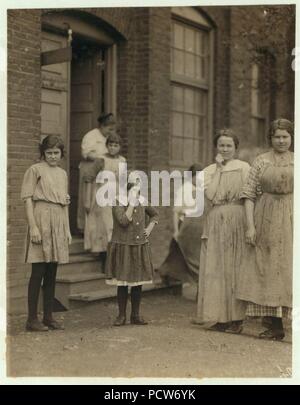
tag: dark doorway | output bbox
[69,38,106,233]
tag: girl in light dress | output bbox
[21,135,71,332]
[83,133,126,266]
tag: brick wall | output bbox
[7,9,42,314]
[201,7,231,135]
[148,8,173,268]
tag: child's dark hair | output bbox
[213,128,239,149]
[39,135,65,159]
[106,133,122,147]
[97,113,115,126]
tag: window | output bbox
[170,9,213,168]
[251,63,266,145]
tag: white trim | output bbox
[106,279,153,287]
[172,7,212,29]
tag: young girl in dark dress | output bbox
[105,179,159,326]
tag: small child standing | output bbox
[82,133,126,265]
[21,135,72,332]
[105,180,159,326]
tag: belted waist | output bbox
[213,200,243,206]
[33,199,67,207]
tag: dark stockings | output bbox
[27,262,57,322]
[131,285,142,318]
[99,251,107,269]
[271,316,284,332]
[116,286,128,318]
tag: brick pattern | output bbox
[7,9,42,313]
[148,8,173,267]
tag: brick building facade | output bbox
[7,6,295,314]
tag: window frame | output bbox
[250,61,267,146]
[170,9,214,169]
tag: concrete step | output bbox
[69,236,85,255]
[58,253,102,276]
[68,281,183,309]
[55,272,107,309]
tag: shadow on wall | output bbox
[238,145,269,165]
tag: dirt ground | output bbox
[6,289,292,379]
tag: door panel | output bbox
[69,46,104,233]
[41,31,69,173]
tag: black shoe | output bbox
[259,328,285,341]
[225,321,243,334]
[26,319,49,332]
[113,316,126,326]
[43,319,65,330]
[207,322,229,332]
[130,316,148,325]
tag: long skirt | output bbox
[196,204,247,323]
[25,201,69,264]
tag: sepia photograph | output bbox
[3,0,297,382]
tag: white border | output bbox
[1,0,299,385]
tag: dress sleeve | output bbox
[145,206,159,224]
[20,165,39,201]
[240,158,263,202]
[203,164,216,190]
[112,205,132,227]
[81,131,97,160]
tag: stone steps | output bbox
[54,237,182,311]
[58,253,102,276]
[68,281,183,309]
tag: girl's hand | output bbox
[215,153,225,168]
[144,223,155,239]
[84,204,91,214]
[30,226,42,244]
[128,186,140,206]
[67,231,72,245]
[245,226,256,246]
[66,194,71,205]
[144,227,151,239]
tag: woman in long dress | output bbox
[237,119,293,340]
[195,129,250,333]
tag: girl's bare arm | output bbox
[24,198,41,244]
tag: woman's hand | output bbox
[67,231,72,245]
[215,153,225,168]
[66,194,71,205]
[30,226,42,244]
[84,204,91,214]
[245,226,256,246]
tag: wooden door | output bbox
[69,44,105,233]
[41,31,69,173]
